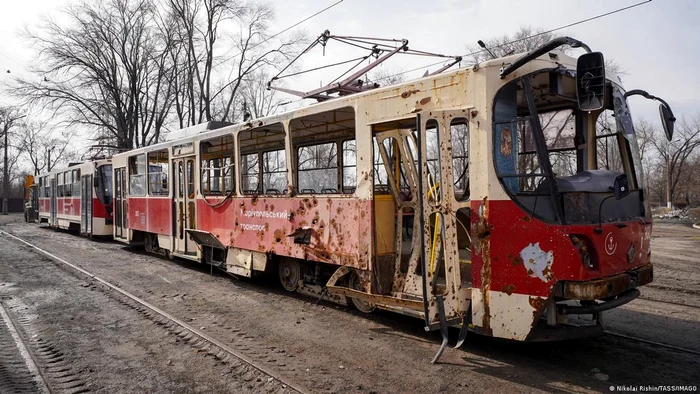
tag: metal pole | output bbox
[2,126,8,215]
[666,155,672,209]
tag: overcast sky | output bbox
[1,0,697,131]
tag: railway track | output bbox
[638,296,700,310]
[604,330,700,356]
[0,301,50,394]
[0,229,312,394]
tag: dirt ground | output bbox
[1,213,699,393]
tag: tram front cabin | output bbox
[111,38,674,342]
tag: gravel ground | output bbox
[1,213,698,393]
[0,220,292,393]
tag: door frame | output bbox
[416,110,472,330]
[173,156,197,256]
[373,128,422,296]
[114,167,127,239]
[80,174,93,234]
[49,177,57,226]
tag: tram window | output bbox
[342,140,356,193]
[290,107,355,195]
[241,154,260,194]
[450,118,470,200]
[425,119,441,196]
[129,154,147,196]
[238,122,286,195]
[200,135,234,195]
[263,150,286,194]
[298,142,338,194]
[148,150,169,196]
[96,165,113,206]
[187,160,194,198]
[64,172,72,197]
[373,137,391,188]
[596,110,625,173]
[540,109,577,177]
[178,161,184,198]
[72,169,81,197]
[512,119,546,192]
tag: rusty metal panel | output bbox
[559,263,653,300]
[195,196,372,270]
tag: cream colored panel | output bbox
[471,288,538,341]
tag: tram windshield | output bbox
[96,164,113,206]
[493,69,645,224]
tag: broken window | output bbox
[425,119,441,202]
[290,107,356,195]
[298,142,338,193]
[342,140,356,193]
[241,153,260,194]
[200,135,234,195]
[596,110,625,173]
[238,123,286,195]
[450,118,470,200]
[263,150,287,194]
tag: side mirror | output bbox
[659,103,676,141]
[613,174,630,200]
[576,52,606,111]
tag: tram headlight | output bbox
[627,243,636,264]
[569,234,598,271]
[582,251,593,269]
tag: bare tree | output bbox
[165,0,301,125]
[17,120,76,175]
[217,3,302,122]
[467,25,626,78]
[240,70,283,119]
[467,26,564,64]
[13,0,175,150]
[0,106,26,214]
[368,68,405,87]
[634,119,657,191]
[650,115,700,208]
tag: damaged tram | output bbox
[110,37,675,350]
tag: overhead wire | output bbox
[372,0,652,84]
[224,0,344,80]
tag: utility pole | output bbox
[2,122,8,215]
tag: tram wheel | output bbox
[144,234,153,254]
[278,259,301,292]
[348,271,376,314]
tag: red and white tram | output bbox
[109,38,674,349]
[37,159,113,236]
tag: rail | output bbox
[0,229,312,394]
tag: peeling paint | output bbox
[520,242,554,282]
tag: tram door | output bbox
[374,129,422,296]
[49,177,57,226]
[80,174,93,234]
[173,157,197,256]
[417,112,470,331]
[114,167,127,239]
